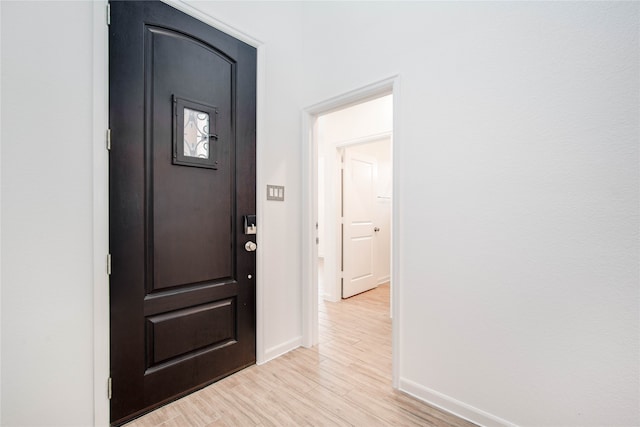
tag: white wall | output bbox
[318,94,393,143]
[0,1,637,426]
[1,2,95,425]
[0,3,3,421]
[300,2,639,426]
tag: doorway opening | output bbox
[316,95,392,302]
[301,76,400,387]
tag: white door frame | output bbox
[301,75,401,388]
[92,2,267,425]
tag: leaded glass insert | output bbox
[183,107,210,159]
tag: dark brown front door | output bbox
[109,1,256,424]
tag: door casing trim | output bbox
[92,3,109,426]
[300,75,402,388]
[93,1,266,424]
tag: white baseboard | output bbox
[399,378,517,427]
[260,336,302,365]
[322,292,340,303]
[377,275,390,285]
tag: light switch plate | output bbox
[267,185,285,201]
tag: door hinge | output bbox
[107,253,112,275]
[108,377,112,400]
[106,3,111,26]
[316,237,319,245]
[106,129,111,151]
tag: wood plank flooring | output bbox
[125,284,475,427]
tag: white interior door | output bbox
[342,148,378,298]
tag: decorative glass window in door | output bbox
[173,96,219,169]
[183,107,210,159]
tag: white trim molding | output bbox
[92,2,110,426]
[300,110,319,348]
[334,131,392,149]
[399,378,518,427]
[377,276,391,286]
[0,1,4,423]
[390,77,401,389]
[262,336,303,365]
[254,43,267,366]
[161,0,263,48]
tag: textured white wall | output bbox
[299,2,639,425]
[0,2,95,425]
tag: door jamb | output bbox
[93,1,266,425]
[92,3,109,426]
[301,76,401,388]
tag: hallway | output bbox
[125,284,474,426]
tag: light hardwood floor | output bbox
[125,284,475,427]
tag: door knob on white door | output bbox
[245,241,257,252]
[374,227,380,232]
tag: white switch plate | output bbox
[267,185,285,201]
